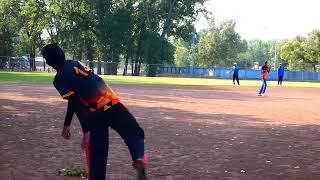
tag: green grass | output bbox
[0,71,319,88]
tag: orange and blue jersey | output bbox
[261,65,269,79]
[54,60,120,109]
[53,60,120,131]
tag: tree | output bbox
[247,40,283,69]
[46,0,94,62]
[19,0,48,71]
[2,0,210,75]
[304,30,320,69]
[195,20,247,67]
[173,40,192,66]
[280,36,307,70]
[0,0,20,57]
[248,40,269,64]
[280,31,320,71]
[195,29,214,66]
[133,0,207,76]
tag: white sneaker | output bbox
[258,94,262,96]
[261,94,265,96]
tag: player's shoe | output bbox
[258,94,264,96]
[133,160,148,180]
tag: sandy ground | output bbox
[0,81,320,180]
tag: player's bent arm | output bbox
[64,94,86,112]
[64,100,75,126]
[66,95,89,133]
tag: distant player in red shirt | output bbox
[258,61,271,96]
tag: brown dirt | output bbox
[0,81,319,180]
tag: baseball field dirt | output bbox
[0,82,319,180]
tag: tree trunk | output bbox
[123,42,132,75]
[102,48,108,75]
[133,60,138,76]
[123,57,129,75]
[131,59,134,75]
[86,40,94,72]
[160,0,177,39]
[137,61,141,76]
[76,39,84,62]
[103,47,112,75]
[97,60,102,75]
[29,43,36,71]
[43,60,46,71]
[132,33,142,76]
[109,48,119,75]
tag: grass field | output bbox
[0,71,319,88]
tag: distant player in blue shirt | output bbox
[277,63,285,86]
[42,43,148,180]
[231,63,240,85]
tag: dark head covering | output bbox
[42,43,66,66]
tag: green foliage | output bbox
[58,164,87,178]
[173,40,192,66]
[0,0,20,56]
[236,52,253,68]
[280,32,320,71]
[18,0,48,70]
[247,39,281,68]
[248,40,270,64]
[1,0,208,75]
[195,20,247,67]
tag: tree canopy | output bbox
[1,0,320,74]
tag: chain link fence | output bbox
[0,56,30,71]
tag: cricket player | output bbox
[277,63,284,86]
[42,43,148,180]
[258,61,271,96]
[231,63,240,85]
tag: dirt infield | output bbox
[0,82,319,180]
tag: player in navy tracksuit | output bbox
[277,63,285,86]
[231,63,240,85]
[42,43,148,180]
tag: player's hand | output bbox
[81,132,90,151]
[62,126,71,140]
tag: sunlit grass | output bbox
[0,71,319,88]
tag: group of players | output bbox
[231,61,285,96]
